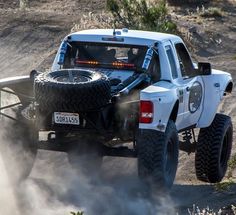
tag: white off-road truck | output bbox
[0,29,233,189]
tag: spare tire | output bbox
[34,69,111,112]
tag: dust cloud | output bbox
[0,84,177,215]
[0,155,20,215]
[0,130,177,215]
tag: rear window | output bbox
[63,42,148,70]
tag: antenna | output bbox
[113,19,117,36]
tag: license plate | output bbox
[54,112,80,125]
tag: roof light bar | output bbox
[112,62,135,68]
[76,60,99,65]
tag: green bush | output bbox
[214,179,234,192]
[106,0,177,33]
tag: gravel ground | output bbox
[0,0,235,214]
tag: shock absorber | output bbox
[182,130,192,143]
[180,129,197,154]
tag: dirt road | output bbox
[0,0,236,214]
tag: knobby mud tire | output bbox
[34,69,111,112]
[195,113,233,183]
[137,121,179,190]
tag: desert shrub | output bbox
[227,153,236,178]
[19,0,29,9]
[228,153,236,170]
[188,204,218,215]
[71,12,113,32]
[214,179,234,192]
[106,0,177,33]
[199,6,224,18]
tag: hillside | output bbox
[0,0,236,214]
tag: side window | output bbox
[165,45,178,79]
[175,43,195,78]
[148,52,161,82]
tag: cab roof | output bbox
[68,29,182,46]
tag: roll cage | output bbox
[56,41,161,81]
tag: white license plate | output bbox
[54,112,80,125]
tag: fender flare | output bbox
[169,100,179,123]
[224,81,233,95]
[197,75,233,128]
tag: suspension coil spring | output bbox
[182,130,192,142]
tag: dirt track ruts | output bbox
[0,0,236,214]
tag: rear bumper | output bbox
[36,105,115,132]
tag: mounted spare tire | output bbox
[34,69,111,112]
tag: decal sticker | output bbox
[188,81,202,113]
[178,89,184,103]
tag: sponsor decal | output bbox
[178,88,184,103]
[188,81,202,113]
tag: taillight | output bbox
[139,100,153,123]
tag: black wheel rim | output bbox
[54,74,91,83]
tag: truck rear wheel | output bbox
[195,113,233,183]
[137,121,179,190]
